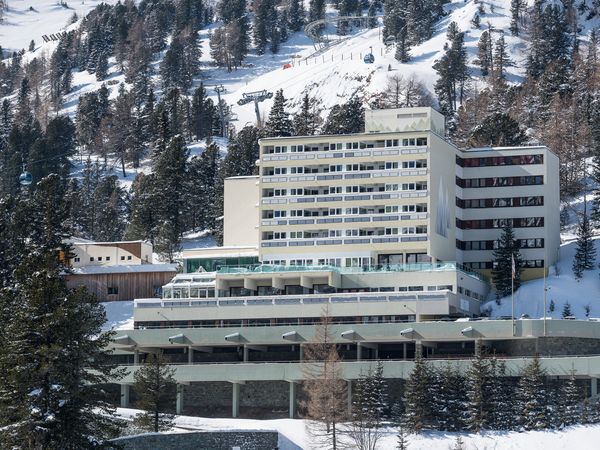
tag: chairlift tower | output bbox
[237,90,273,126]
[213,85,227,138]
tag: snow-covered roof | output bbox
[67,238,148,246]
[225,175,260,180]
[69,264,178,275]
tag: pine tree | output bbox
[309,0,326,22]
[395,27,411,63]
[0,175,122,449]
[348,361,388,450]
[560,371,581,426]
[469,112,526,147]
[288,0,305,32]
[477,30,492,76]
[493,34,513,79]
[510,0,524,36]
[396,423,409,450]
[562,301,573,318]
[323,97,365,135]
[133,352,176,432]
[403,353,432,432]
[433,363,464,431]
[572,201,596,278]
[464,347,490,432]
[265,89,293,137]
[487,357,514,430]
[293,94,322,136]
[492,223,523,298]
[515,355,550,430]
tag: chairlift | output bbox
[363,53,375,64]
[19,165,33,186]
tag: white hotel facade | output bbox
[107,108,600,420]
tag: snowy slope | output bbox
[102,301,134,331]
[115,408,600,450]
[483,236,600,320]
[0,0,121,53]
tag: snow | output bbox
[72,263,177,275]
[113,408,600,450]
[102,301,134,331]
[483,237,600,320]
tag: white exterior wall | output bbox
[70,241,152,268]
[224,176,260,247]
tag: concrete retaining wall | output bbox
[113,431,279,450]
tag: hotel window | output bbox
[274,167,287,175]
[402,227,415,234]
[401,183,416,190]
[106,256,111,261]
[416,137,428,146]
[385,205,399,213]
[385,228,398,235]
[273,189,288,196]
[74,257,80,262]
[329,208,342,215]
[121,256,125,260]
[385,139,399,147]
[274,210,287,218]
[402,204,416,212]
[127,256,132,260]
[385,162,399,169]
[402,161,416,169]
[385,184,398,191]
[98,257,103,261]
[329,230,342,237]
[289,231,303,239]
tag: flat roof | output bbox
[181,246,259,259]
[68,264,178,275]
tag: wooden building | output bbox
[65,264,178,302]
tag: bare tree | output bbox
[302,307,348,450]
[380,74,434,109]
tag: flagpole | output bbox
[511,253,515,337]
[543,246,547,337]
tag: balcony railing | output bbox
[215,261,486,281]
[261,146,428,162]
[261,233,428,248]
[135,290,456,310]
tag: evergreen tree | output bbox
[265,89,293,137]
[477,30,492,76]
[403,353,432,432]
[348,361,388,450]
[560,371,581,426]
[288,0,306,32]
[493,33,513,79]
[510,0,524,36]
[515,355,550,430]
[492,223,523,298]
[572,201,596,278]
[464,348,490,432]
[133,352,176,432]
[293,94,322,136]
[468,112,526,147]
[323,97,365,135]
[309,0,326,22]
[0,175,122,449]
[433,363,464,431]
[396,423,409,450]
[487,358,513,430]
[395,27,411,63]
[562,301,573,318]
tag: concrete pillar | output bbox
[592,377,598,399]
[474,340,481,357]
[415,341,423,358]
[232,383,240,418]
[299,344,304,362]
[120,384,130,408]
[176,384,184,414]
[188,347,194,364]
[288,381,297,418]
[133,350,139,365]
[374,344,379,360]
[356,343,362,361]
[347,380,352,415]
[243,345,249,362]
[403,343,407,360]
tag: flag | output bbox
[511,254,515,280]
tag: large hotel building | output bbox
[109,108,584,419]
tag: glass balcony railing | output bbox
[217,262,487,282]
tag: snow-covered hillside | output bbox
[0,0,120,53]
[483,236,600,320]
[115,408,600,450]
